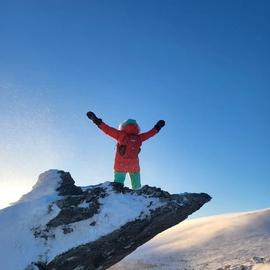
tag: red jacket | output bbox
[98,122,158,173]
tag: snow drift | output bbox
[0,170,210,270]
[110,208,270,270]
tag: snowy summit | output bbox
[0,170,210,270]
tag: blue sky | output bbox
[0,0,269,217]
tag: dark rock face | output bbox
[56,171,83,196]
[34,171,211,270]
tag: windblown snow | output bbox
[110,208,270,270]
[0,170,163,270]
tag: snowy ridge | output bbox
[111,208,270,270]
[0,174,163,269]
[0,170,211,269]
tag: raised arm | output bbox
[98,122,120,140]
[86,111,120,140]
[140,120,165,142]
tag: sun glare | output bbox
[0,183,31,209]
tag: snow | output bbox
[0,172,164,269]
[0,171,61,269]
[45,182,163,262]
[1,169,268,270]
[111,208,270,270]
[16,170,61,203]
[253,264,270,270]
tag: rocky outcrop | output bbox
[29,170,211,270]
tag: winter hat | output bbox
[119,119,140,130]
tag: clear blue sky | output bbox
[0,0,269,217]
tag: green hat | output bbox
[119,119,139,130]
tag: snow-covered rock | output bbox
[0,170,211,270]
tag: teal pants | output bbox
[114,171,141,190]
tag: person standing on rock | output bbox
[86,111,165,190]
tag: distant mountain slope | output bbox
[110,209,270,270]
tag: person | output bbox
[86,111,165,190]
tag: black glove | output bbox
[86,111,102,126]
[154,120,165,132]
